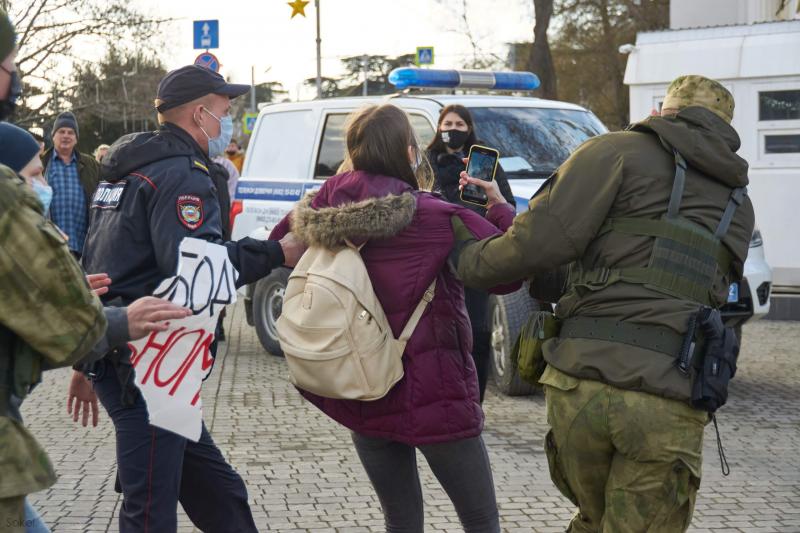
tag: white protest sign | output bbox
[128,237,238,441]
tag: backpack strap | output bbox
[344,239,366,251]
[398,280,437,343]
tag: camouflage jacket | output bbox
[0,163,106,499]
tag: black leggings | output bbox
[465,287,491,402]
[351,433,501,533]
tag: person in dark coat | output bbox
[425,104,515,402]
[79,65,303,533]
[41,111,101,259]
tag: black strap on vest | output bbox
[667,150,687,219]
[716,187,746,239]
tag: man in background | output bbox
[224,138,245,173]
[42,111,100,259]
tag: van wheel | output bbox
[253,267,290,357]
[489,288,540,396]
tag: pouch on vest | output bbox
[513,311,561,385]
[691,308,739,413]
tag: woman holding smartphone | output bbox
[425,105,516,401]
[271,104,517,532]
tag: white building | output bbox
[624,0,800,316]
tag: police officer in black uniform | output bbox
[80,65,303,533]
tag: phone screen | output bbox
[462,147,499,205]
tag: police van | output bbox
[231,68,770,396]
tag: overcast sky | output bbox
[131,0,535,100]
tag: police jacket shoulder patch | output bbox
[177,194,204,230]
[91,181,128,210]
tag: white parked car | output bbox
[231,87,771,396]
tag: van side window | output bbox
[246,110,316,179]
[315,112,435,179]
[409,114,435,146]
[316,114,348,179]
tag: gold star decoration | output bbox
[288,0,309,18]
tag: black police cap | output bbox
[155,65,249,113]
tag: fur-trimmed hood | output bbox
[292,190,417,248]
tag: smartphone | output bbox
[460,145,500,207]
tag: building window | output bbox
[765,134,800,154]
[759,90,800,121]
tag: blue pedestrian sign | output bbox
[194,52,220,73]
[243,113,258,135]
[416,47,434,66]
[193,20,219,50]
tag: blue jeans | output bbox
[23,500,49,533]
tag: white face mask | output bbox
[31,179,53,212]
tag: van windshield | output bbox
[468,107,607,177]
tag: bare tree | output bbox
[7,0,169,125]
[552,0,668,129]
[435,0,507,70]
[528,0,557,99]
[775,0,800,16]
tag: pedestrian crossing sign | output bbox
[243,113,258,135]
[416,47,434,66]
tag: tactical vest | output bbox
[560,147,746,360]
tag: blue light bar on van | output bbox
[388,68,540,91]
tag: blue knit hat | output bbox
[0,122,41,173]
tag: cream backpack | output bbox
[277,241,436,401]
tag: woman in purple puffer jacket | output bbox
[270,104,517,533]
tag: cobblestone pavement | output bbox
[20,304,800,532]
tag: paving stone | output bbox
[19,307,800,531]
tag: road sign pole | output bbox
[250,65,256,113]
[315,0,322,99]
[361,55,368,97]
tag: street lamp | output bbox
[315,0,321,99]
[289,0,322,99]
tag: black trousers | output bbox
[93,360,257,533]
[464,287,491,402]
[352,433,501,533]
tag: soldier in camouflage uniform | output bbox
[0,10,107,533]
[452,75,754,531]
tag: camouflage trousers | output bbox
[540,365,708,533]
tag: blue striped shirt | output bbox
[48,151,88,254]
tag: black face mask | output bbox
[0,66,22,122]
[440,129,469,150]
